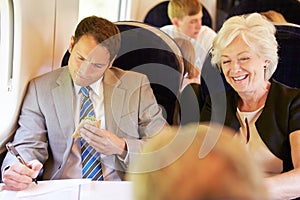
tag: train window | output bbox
[78,0,122,22]
[0,0,14,93]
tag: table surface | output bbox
[0,179,133,200]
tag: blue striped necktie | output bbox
[80,86,103,181]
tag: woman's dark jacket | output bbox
[200,79,300,172]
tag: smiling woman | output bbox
[201,13,300,199]
[218,35,269,95]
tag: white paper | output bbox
[81,181,133,200]
[16,179,91,198]
[0,180,133,200]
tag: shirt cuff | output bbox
[116,140,129,166]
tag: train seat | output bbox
[113,21,184,125]
[272,23,300,88]
[143,0,213,28]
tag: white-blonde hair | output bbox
[211,13,278,80]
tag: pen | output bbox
[6,142,38,184]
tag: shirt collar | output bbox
[74,76,103,96]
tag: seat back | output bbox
[113,21,184,125]
[272,24,300,88]
[144,1,171,28]
[143,0,213,28]
[174,83,203,125]
[175,52,230,126]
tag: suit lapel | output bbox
[51,68,126,139]
[103,69,125,134]
[52,68,75,140]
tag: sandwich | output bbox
[72,116,101,138]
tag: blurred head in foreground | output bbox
[126,123,268,200]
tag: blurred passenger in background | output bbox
[227,0,300,25]
[173,37,200,91]
[172,37,203,126]
[260,10,287,23]
[161,0,216,71]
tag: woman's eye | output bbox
[239,57,250,62]
[222,60,230,65]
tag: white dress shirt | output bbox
[61,77,124,181]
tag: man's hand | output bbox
[80,123,127,158]
[2,159,42,191]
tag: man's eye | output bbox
[92,63,103,68]
[190,20,199,24]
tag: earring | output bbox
[264,66,267,81]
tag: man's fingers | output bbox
[1,182,31,191]
[8,164,33,179]
[2,172,32,191]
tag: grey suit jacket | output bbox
[1,66,166,180]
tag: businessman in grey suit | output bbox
[1,16,166,191]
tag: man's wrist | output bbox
[118,139,128,159]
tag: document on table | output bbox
[0,179,91,200]
[19,179,91,198]
[0,180,133,200]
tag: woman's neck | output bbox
[238,82,271,112]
